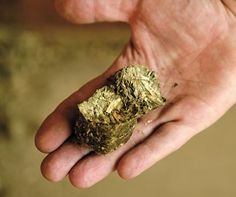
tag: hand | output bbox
[35,0,236,188]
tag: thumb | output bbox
[54,0,138,24]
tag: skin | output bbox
[35,0,236,188]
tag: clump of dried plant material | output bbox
[75,65,166,154]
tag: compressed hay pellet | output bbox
[74,65,166,154]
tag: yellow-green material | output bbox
[75,65,166,154]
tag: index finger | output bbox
[35,74,106,153]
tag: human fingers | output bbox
[35,54,131,152]
[66,92,185,188]
[68,121,155,188]
[117,121,195,179]
[41,141,90,182]
[35,74,106,153]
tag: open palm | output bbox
[35,0,236,188]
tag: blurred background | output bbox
[0,1,235,197]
